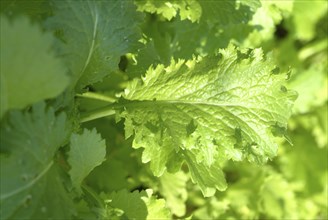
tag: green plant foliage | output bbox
[0,0,327,219]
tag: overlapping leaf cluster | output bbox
[0,0,326,219]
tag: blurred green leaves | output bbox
[0,16,68,119]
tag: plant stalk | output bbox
[76,92,117,103]
[80,106,116,123]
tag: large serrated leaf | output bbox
[119,45,297,196]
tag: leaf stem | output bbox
[80,106,116,123]
[76,92,117,103]
[81,183,105,210]
[0,161,53,200]
[79,98,251,123]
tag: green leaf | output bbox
[192,196,230,219]
[243,1,284,47]
[86,159,129,193]
[0,102,75,219]
[120,45,297,196]
[68,128,106,193]
[0,16,69,119]
[46,0,143,90]
[125,39,165,78]
[171,19,254,59]
[107,189,171,219]
[312,105,328,148]
[142,189,171,219]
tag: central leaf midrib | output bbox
[121,99,242,109]
[0,161,53,200]
[122,99,271,148]
[81,6,99,76]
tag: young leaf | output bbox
[0,16,68,119]
[107,189,171,219]
[68,128,106,193]
[46,0,143,90]
[0,103,74,219]
[119,45,297,196]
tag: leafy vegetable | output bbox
[0,0,327,219]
